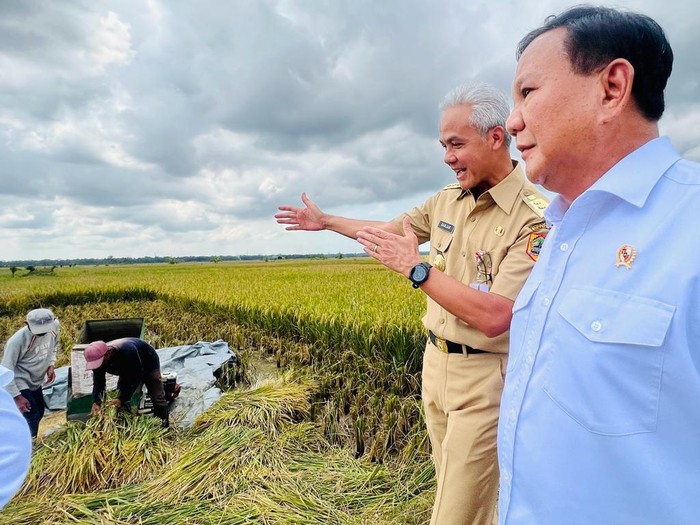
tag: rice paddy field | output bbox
[0,258,436,524]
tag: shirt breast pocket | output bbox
[431,229,454,256]
[545,286,675,435]
[507,278,540,373]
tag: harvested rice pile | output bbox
[2,372,434,524]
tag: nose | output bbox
[444,149,456,165]
[506,107,523,137]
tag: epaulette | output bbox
[521,189,549,218]
[442,182,462,190]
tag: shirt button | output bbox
[440,318,445,324]
[509,409,516,423]
[470,216,477,222]
[542,297,550,306]
[526,354,533,364]
[503,470,512,483]
[461,251,466,257]
[591,320,602,332]
[560,243,569,251]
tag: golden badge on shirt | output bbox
[433,251,446,272]
[615,244,637,270]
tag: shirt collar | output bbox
[591,136,680,206]
[461,161,526,215]
[545,137,681,225]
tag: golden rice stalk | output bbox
[19,405,171,497]
[0,494,64,525]
[194,371,317,436]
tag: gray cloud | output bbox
[0,0,698,259]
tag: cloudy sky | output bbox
[1,0,698,261]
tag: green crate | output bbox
[67,318,145,421]
[77,318,145,344]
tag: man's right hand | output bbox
[14,395,31,414]
[275,193,326,231]
[90,403,102,417]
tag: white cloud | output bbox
[0,0,698,260]
[87,11,135,73]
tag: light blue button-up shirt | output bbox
[498,137,700,524]
[0,365,31,509]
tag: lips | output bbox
[517,144,534,159]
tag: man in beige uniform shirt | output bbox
[276,83,548,525]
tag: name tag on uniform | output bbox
[438,221,454,233]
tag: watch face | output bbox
[413,264,428,281]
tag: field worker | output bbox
[85,337,169,428]
[498,6,700,525]
[0,365,32,509]
[1,308,59,438]
[276,83,549,525]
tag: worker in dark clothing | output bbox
[84,338,169,427]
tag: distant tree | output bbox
[211,256,222,263]
[337,252,343,259]
[10,266,18,277]
[26,265,36,274]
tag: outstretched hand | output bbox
[275,193,326,231]
[357,216,423,277]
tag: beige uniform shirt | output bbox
[394,162,548,354]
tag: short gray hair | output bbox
[439,83,511,148]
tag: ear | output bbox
[487,125,507,150]
[599,58,634,122]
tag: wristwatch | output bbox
[408,262,432,289]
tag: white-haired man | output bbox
[276,83,548,525]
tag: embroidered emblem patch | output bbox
[615,245,637,270]
[526,232,547,261]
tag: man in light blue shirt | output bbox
[499,6,700,524]
[0,365,32,509]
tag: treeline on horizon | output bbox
[0,253,375,268]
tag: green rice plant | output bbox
[1,259,432,479]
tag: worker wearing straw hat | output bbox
[84,337,169,428]
[1,308,60,438]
